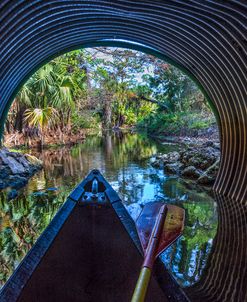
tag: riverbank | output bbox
[3,128,99,149]
[151,141,220,185]
[0,148,42,199]
[148,122,219,145]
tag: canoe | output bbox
[0,170,188,302]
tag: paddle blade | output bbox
[136,203,185,256]
[136,203,163,252]
[155,204,185,257]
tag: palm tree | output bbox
[24,107,58,147]
[5,83,33,133]
[21,61,78,146]
[52,73,76,132]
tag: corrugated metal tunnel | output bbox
[0,1,247,301]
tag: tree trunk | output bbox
[14,105,26,132]
[5,119,10,133]
[102,93,112,129]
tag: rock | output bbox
[25,154,43,167]
[180,146,219,170]
[0,153,26,174]
[163,151,180,164]
[7,189,18,200]
[202,141,214,147]
[0,148,43,193]
[152,151,180,169]
[197,174,214,185]
[17,156,32,169]
[151,159,162,168]
[0,166,10,178]
[156,153,165,160]
[206,159,220,176]
[213,142,221,150]
[151,142,220,185]
[181,166,202,179]
[9,175,28,189]
[197,159,220,185]
[164,163,182,174]
[0,180,6,189]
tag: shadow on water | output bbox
[0,131,218,290]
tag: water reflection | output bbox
[0,132,218,289]
[186,194,247,302]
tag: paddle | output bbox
[131,202,185,302]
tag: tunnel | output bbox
[0,1,247,301]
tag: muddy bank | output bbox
[3,130,89,149]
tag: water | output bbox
[0,131,217,288]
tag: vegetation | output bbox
[138,111,216,136]
[4,47,216,148]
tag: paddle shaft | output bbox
[131,205,167,302]
[131,267,151,302]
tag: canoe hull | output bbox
[0,170,188,302]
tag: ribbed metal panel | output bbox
[1,1,247,201]
[0,3,247,300]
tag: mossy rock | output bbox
[24,154,43,167]
[181,166,202,179]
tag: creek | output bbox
[0,131,218,288]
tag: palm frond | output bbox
[24,107,59,130]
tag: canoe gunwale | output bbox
[0,170,189,302]
[0,170,98,301]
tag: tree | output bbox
[5,47,211,146]
[142,63,196,112]
[24,107,58,146]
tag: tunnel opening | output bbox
[0,44,219,292]
[0,40,221,140]
[1,40,221,147]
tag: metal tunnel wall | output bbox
[1,1,247,202]
[1,1,247,191]
[1,1,246,204]
[0,1,247,302]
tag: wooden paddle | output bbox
[131,202,185,302]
